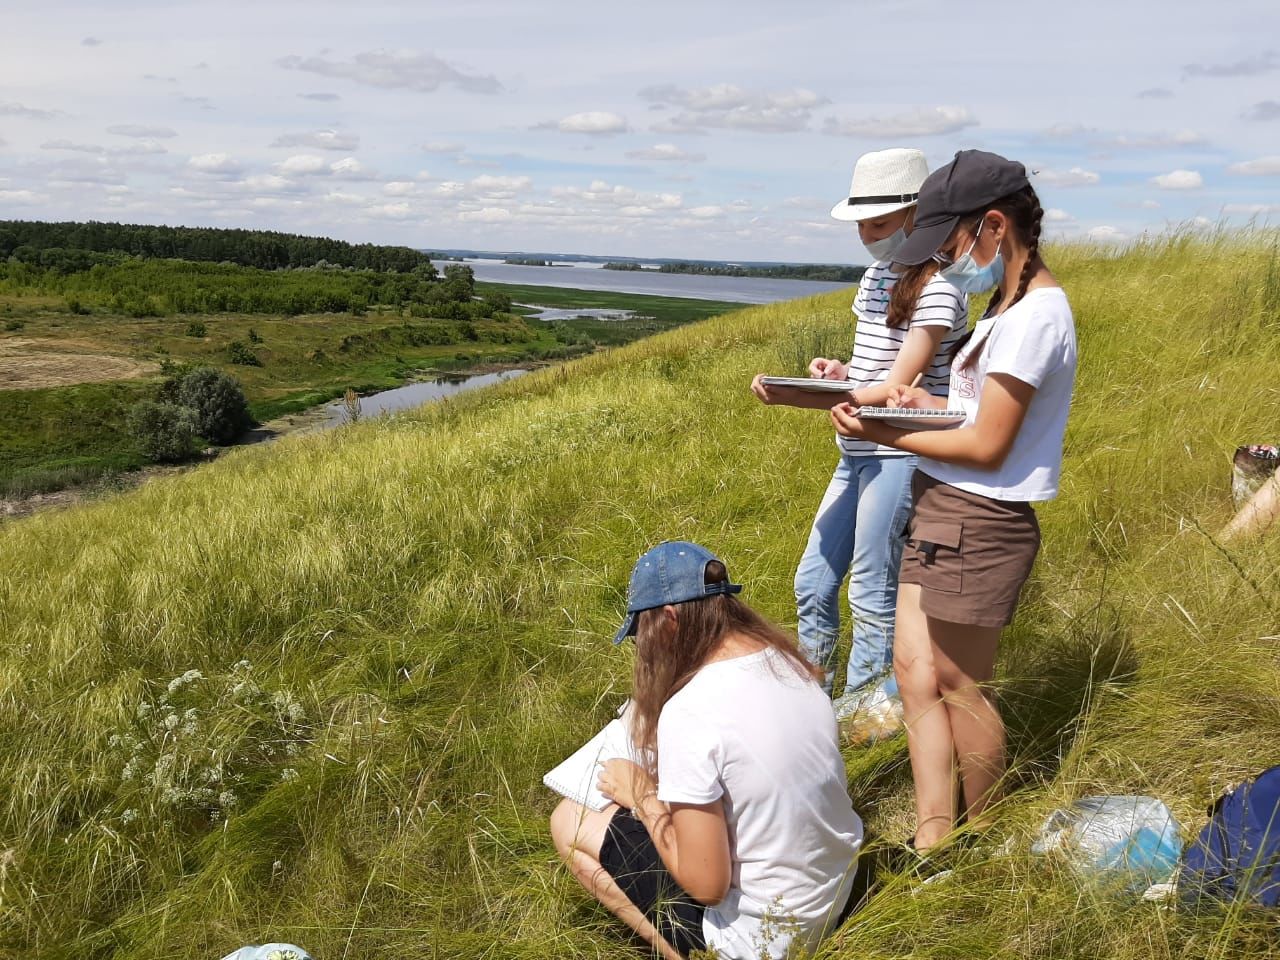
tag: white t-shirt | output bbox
[840,260,968,456]
[920,286,1076,501]
[657,646,863,960]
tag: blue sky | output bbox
[2,0,1279,260]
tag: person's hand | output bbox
[751,373,780,404]
[885,385,932,409]
[830,402,867,438]
[597,758,654,811]
[809,357,848,380]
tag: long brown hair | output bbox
[885,259,940,329]
[951,183,1046,371]
[629,561,819,775]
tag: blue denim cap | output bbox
[613,541,743,644]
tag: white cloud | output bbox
[41,139,106,154]
[271,129,359,151]
[1087,225,1128,242]
[1245,100,1280,122]
[544,111,629,135]
[1151,169,1203,190]
[369,201,413,219]
[0,101,62,120]
[1105,130,1206,149]
[188,153,243,175]
[421,140,463,153]
[468,174,532,196]
[238,174,303,193]
[1032,166,1101,187]
[1183,50,1280,79]
[276,154,328,175]
[687,205,725,218]
[329,156,374,179]
[1227,156,1280,176]
[1136,87,1174,99]
[1140,199,1161,209]
[641,83,827,133]
[458,206,512,222]
[625,143,706,163]
[298,92,341,102]
[1224,203,1280,214]
[383,181,417,196]
[82,36,102,47]
[823,105,977,138]
[0,189,43,204]
[1044,208,1075,222]
[107,124,177,138]
[277,50,501,94]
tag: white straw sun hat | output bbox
[830,147,929,222]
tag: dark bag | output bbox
[1180,765,1280,908]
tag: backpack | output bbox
[1180,765,1280,908]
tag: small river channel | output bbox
[315,369,530,428]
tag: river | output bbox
[435,258,854,305]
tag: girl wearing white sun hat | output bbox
[752,148,968,737]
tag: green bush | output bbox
[227,340,262,367]
[176,367,251,444]
[185,320,207,338]
[3,318,24,332]
[126,400,200,462]
[65,297,90,315]
[247,328,262,344]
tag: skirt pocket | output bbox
[907,520,964,594]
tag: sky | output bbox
[2,0,1279,261]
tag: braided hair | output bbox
[953,183,1045,371]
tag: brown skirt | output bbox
[898,470,1040,627]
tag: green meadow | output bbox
[2,232,1279,959]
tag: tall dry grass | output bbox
[1,230,1279,959]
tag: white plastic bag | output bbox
[1031,795,1182,891]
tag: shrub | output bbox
[176,367,252,444]
[185,320,207,338]
[126,401,200,462]
[227,340,262,367]
[65,297,90,315]
[247,328,262,344]
[3,318,24,332]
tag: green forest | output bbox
[0,219,435,271]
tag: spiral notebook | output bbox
[543,701,647,811]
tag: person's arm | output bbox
[750,374,855,410]
[1222,466,1280,542]
[598,758,732,904]
[847,323,950,408]
[830,372,1034,469]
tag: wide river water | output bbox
[434,258,854,305]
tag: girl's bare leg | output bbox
[929,617,1005,821]
[893,584,956,850]
[1222,468,1280,542]
[549,798,684,960]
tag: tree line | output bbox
[600,260,864,282]
[0,257,514,320]
[0,220,436,273]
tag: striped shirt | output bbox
[837,260,969,456]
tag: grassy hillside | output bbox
[1,232,1279,959]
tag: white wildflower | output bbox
[280,768,299,783]
[166,669,203,695]
[218,790,238,808]
[121,808,139,825]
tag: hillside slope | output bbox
[1,233,1279,959]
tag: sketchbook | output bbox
[543,702,646,811]
[758,376,859,394]
[855,407,967,429]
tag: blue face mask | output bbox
[938,220,1005,293]
[863,226,907,262]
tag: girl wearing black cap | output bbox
[829,149,1077,853]
[549,542,862,959]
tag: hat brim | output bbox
[830,198,917,222]
[613,611,638,645]
[890,215,960,266]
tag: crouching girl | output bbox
[550,541,863,959]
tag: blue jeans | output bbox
[795,454,916,697]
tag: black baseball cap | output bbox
[892,150,1031,266]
